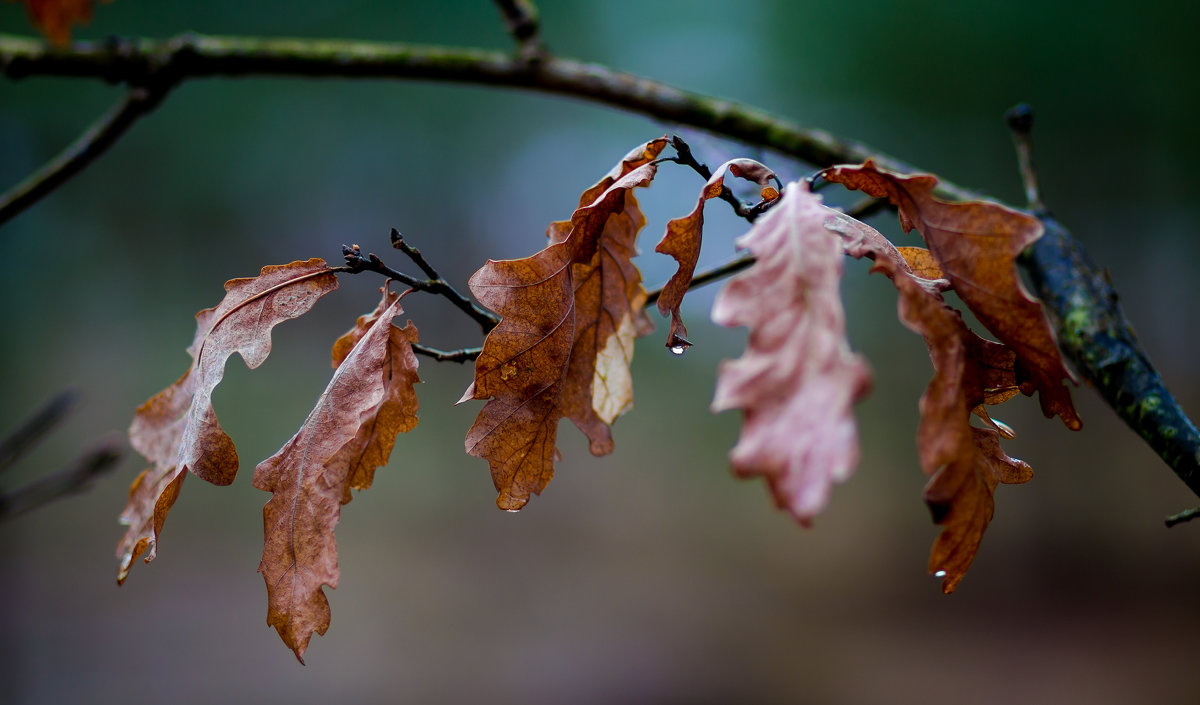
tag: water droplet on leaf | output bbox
[670,345,686,356]
[934,570,947,578]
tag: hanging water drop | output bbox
[934,570,947,578]
[670,344,686,356]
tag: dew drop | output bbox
[934,570,947,578]
[670,345,686,356]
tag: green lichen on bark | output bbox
[1020,214,1200,502]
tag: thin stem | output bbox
[666,135,761,222]
[0,87,161,227]
[1165,507,1200,528]
[342,242,500,333]
[490,0,545,62]
[411,343,481,363]
[0,390,78,474]
[644,188,886,306]
[1005,103,1044,212]
[0,437,122,522]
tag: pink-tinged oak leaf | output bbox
[711,183,871,523]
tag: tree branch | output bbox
[0,86,163,228]
[0,437,123,522]
[3,32,1199,512]
[0,33,957,197]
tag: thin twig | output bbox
[490,0,546,62]
[0,436,122,522]
[0,87,161,227]
[0,390,78,474]
[1005,103,1044,212]
[666,135,760,222]
[644,187,886,306]
[411,343,481,363]
[1165,507,1200,528]
[341,241,500,333]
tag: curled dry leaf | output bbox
[711,183,871,523]
[656,158,777,349]
[117,259,339,584]
[13,0,111,46]
[253,288,420,661]
[823,160,1081,431]
[463,149,660,510]
[840,220,1032,592]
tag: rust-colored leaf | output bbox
[840,221,1032,592]
[13,0,111,46]
[117,259,338,584]
[253,289,420,661]
[463,158,659,510]
[823,160,1081,431]
[711,183,871,523]
[656,158,777,349]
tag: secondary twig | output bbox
[0,436,123,522]
[0,87,163,227]
[341,239,500,333]
[645,188,886,306]
[0,390,78,474]
[665,135,766,222]
[1005,103,1044,212]
[491,0,546,62]
[1165,507,1200,528]
[411,343,481,363]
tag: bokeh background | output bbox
[3,1,1200,703]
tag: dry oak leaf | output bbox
[253,288,419,661]
[822,160,1081,431]
[711,183,871,523]
[547,142,666,452]
[117,259,339,584]
[840,223,1031,592]
[463,160,659,510]
[656,158,777,350]
[12,0,110,46]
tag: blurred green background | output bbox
[3,1,1200,703]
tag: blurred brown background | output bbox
[2,1,1200,703]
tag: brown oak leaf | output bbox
[840,221,1032,592]
[117,259,339,584]
[823,160,1081,431]
[253,288,420,661]
[13,0,111,46]
[656,158,777,349]
[710,183,871,523]
[462,157,659,510]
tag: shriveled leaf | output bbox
[254,289,419,661]
[117,259,338,584]
[823,160,1081,430]
[12,0,110,46]
[463,159,659,510]
[925,427,1032,593]
[711,183,871,523]
[656,158,777,349]
[841,221,1031,592]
